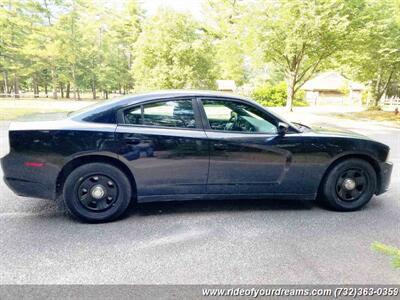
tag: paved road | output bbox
[0,118,399,284]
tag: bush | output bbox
[367,105,382,111]
[251,82,307,107]
[361,89,369,105]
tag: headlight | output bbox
[386,149,391,162]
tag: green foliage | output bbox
[1,0,400,105]
[205,0,247,85]
[366,106,382,112]
[361,89,369,105]
[372,242,400,269]
[339,86,350,97]
[249,0,366,109]
[0,0,142,99]
[132,9,217,91]
[251,82,307,107]
[343,0,400,107]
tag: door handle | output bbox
[124,138,141,145]
[214,143,228,150]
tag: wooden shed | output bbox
[302,72,364,106]
[216,80,237,92]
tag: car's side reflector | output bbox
[24,162,44,167]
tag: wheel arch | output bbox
[56,155,137,199]
[317,153,381,197]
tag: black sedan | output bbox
[1,91,393,222]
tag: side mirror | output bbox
[277,122,289,136]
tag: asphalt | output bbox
[0,118,399,284]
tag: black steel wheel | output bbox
[335,168,368,202]
[63,163,132,222]
[322,159,376,211]
[77,175,119,211]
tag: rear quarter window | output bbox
[82,110,117,124]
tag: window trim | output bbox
[197,97,284,135]
[115,95,300,134]
[117,97,203,131]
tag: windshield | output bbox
[262,108,303,132]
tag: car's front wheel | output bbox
[322,158,377,211]
[63,163,132,222]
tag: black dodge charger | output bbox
[1,91,393,222]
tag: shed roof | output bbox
[217,80,237,91]
[302,72,364,91]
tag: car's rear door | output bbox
[116,98,209,199]
[198,98,291,195]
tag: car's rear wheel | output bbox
[63,163,132,222]
[322,158,377,211]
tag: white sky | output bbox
[140,0,204,18]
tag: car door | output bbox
[116,98,209,199]
[199,98,292,195]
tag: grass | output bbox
[0,97,94,121]
[334,110,400,125]
[372,242,400,269]
[0,108,69,121]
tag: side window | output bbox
[124,106,142,125]
[124,99,196,129]
[202,99,277,133]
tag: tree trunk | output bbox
[66,82,70,98]
[51,66,57,99]
[60,84,64,98]
[3,71,8,97]
[72,67,77,101]
[374,70,394,107]
[77,89,81,100]
[36,84,40,98]
[34,78,39,98]
[374,72,382,107]
[44,83,48,98]
[104,90,108,99]
[13,74,19,98]
[92,75,96,100]
[286,71,296,112]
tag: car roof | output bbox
[69,89,301,132]
[117,90,250,105]
[69,90,252,120]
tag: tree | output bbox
[19,0,64,99]
[0,0,33,97]
[341,0,400,107]
[76,0,142,99]
[252,0,358,110]
[55,0,87,100]
[1,0,400,103]
[132,9,217,91]
[204,0,247,85]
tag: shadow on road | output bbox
[6,193,387,224]
[34,195,387,222]
[131,198,316,217]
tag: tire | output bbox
[321,158,377,211]
[63,163,132,223]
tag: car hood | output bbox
[305,124,372,140]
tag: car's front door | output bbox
[199,98,292,195]
[116,98,209,199]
